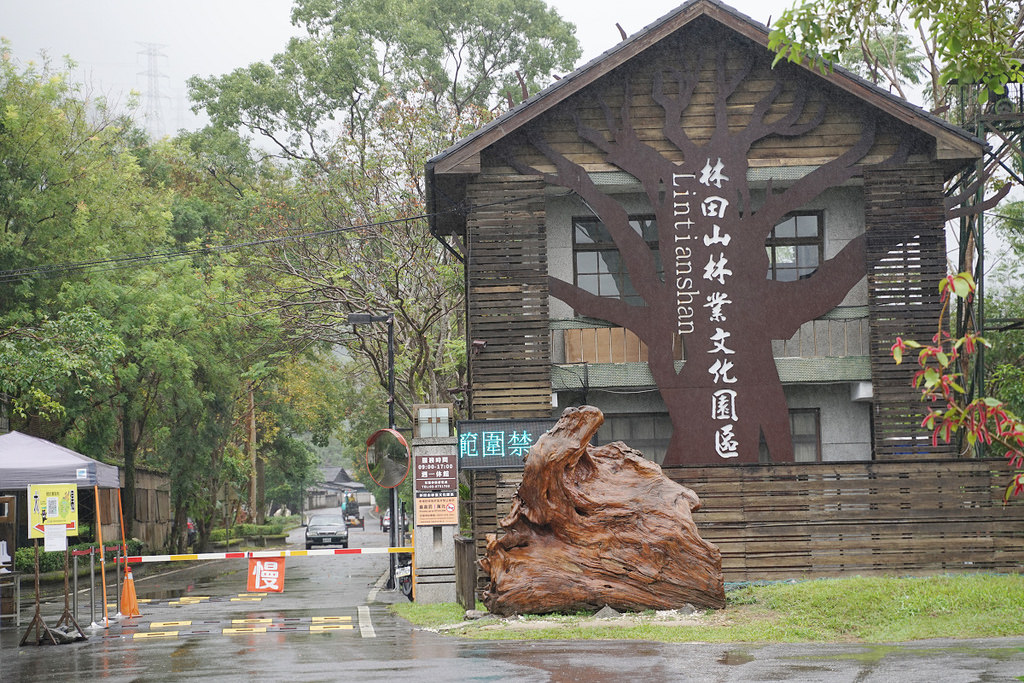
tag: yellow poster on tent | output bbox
[28,483,79,539]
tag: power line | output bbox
[0,192,534,285]
[0,212,431,284]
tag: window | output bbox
[791,408,821,462]
[766,213,823,281]
[573,216,660,305]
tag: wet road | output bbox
[3,513,1024,682]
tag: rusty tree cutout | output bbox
[501,31,917,464]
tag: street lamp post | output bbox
[347,312,399,589]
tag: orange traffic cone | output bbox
[120,565,141,617]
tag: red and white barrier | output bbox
[118,546,413,564]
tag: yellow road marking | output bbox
[223,627,267,634]
[133,631,179,639]
[310,624,353,632]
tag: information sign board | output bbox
[414,492,458,526]
[28,483,79,539]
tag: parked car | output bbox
[380,509,390,532]
[304,513,349,550]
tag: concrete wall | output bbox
[783,384,872,461]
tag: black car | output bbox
[304,513,349,550]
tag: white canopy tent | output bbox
[0,431,120,489]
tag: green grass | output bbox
[391,574,1024,643]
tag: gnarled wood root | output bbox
[481,406,725,616]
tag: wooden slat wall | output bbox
[466,174,552,419]
[515,26,920,175]
[470,460,1024,592]
[864,165,954,459]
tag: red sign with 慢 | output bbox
[247,557,285,592]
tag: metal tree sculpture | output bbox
[501,33,916,464]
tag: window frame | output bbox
[765,211,825,282]
[572,215,659,305]
[790,407,822,463]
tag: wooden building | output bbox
[426,0,1024,580]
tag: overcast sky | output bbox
[1,1,1015,277]
[0,0,790,136]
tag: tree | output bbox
[186,1,581,426]
[0,45,171,437]
[189,0,581,166]
[0,44,353,547]
[0,309,124,421]
[768,0,1024,106]
[502,34,901,464]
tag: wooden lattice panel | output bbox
[466,174,551,419]
[864,165,955,459]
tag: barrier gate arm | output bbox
[117,547,414,563]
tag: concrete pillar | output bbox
[411,437,458,603]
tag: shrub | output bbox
[13,538,143,573]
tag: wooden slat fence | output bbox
[470,460,1024,593]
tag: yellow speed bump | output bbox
[150,621,193,628]
[231,618,273,625]
[229,597,264,602]
[223,627,267,635]
[311,616,352,622]
[133,631,179,639]
[310,624,353,632]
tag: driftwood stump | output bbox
[480,406,725,615]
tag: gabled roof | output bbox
[427,0,983,179]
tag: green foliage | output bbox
[190,0,580,157]
[891,273,1024,497]
[0,308,124,419]
[185,1,580,437]
[14,539,144,574]
[769,0,1024,104]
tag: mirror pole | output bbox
[387,313,397,589]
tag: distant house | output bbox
[426,0,1024,580]
[305,466,370,511]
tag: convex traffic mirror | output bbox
[365,428,410,489]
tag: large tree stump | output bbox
[480,406,725,615]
